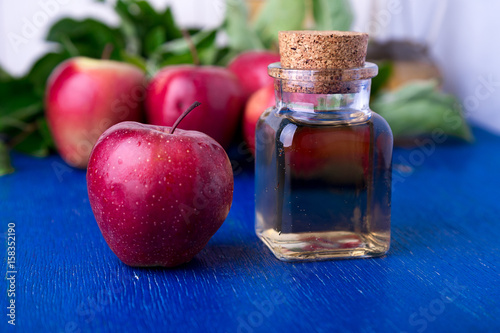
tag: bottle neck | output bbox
[274,78,372,125]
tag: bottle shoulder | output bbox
[257,106,282,131]
[258,107,392,133]
[370,111,393,134]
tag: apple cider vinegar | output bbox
[255,31,393,261]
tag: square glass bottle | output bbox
[255,31,393,261]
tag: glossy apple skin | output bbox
[46,57,145,168]
[228,51,280,100]
[145,66,244,148]
[87,121,234,267]
[243,84,275,154]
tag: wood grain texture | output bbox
[1,128,499,333]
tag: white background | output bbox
[1,0,499,134]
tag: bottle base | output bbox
[257,229,389,262]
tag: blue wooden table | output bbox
[1,127,499,333]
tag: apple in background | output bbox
[288,126,371,184]
[45,57,145,168]
[87,102,234,267]
[243,84,275,154]
[145,66,244,148]
[228,51,280,100]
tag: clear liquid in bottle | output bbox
[255,108,392,261]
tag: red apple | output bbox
[87,103,234,267]
[46,57,145,168]
[145,65,244,148]
[228,51,280,100]
[288,126,371,183]
[243,84,275,154]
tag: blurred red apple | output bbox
[45,57,145,168]
[243,84,275,154]
[288,126,371,185]
[145,66,244,148]
[87,103,234,267]
[228,51,280,100]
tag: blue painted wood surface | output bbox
[1,128,499,333]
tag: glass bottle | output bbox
[255,31,393,261]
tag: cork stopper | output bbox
[271,30,374,94]
[279,30,369,69]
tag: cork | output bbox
[279,30,369,69]
[273,30,372,94]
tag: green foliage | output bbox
[0,45,70,167]
[221,0,354,52]
[11,125,51,157]
[0,142,14,176]
[146,29,220,73]
[0,0,239,173]
[371,80,473,142]
[0,0,204,173]
[27,52,71,96]
[253,0,306,48]
[115,1,182,57]
[0,0,473,174]
[311,0,353,31]
[47,18,125,59]
[223,0,263,53]
[0,67,12,81]
[370,60,393,97]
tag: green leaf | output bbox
[311,0,353,31]
[116,13,140,55]
[46,18,125,60]
[371,80,473,142]
[0,79,32,104]
[371,60,393,97]
[26,52,71,97]
[144,26,167,56]
[0,66,12,81]
[194,30,218,65]
[0,86,43,132]
[0,51,62,151]
[37,117,55,149]
[152,30,218,67]
[162,7,183,41]
[213,47,237,67]
[118,0,159,25]
[253,0,306,48]
[0,104,43,132]
[114,1,183,58]
[223,0,264,52]
[11,128,50,157]
[157,53,195,68]
[0,141,14,176]
[120,51,148,72]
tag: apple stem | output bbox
[101,43,114,60]
[182,30,200,66]
[170,102,202,135]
